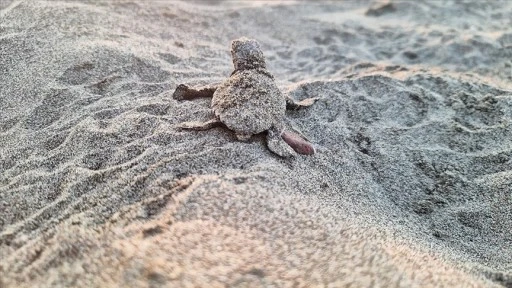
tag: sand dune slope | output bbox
[1,1,511,287]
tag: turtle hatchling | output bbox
[173,37,319,157]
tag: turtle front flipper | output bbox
[176,118,223,131]
[285,96,320,110]
[266,127,296,158]
[173,84,217,100]
[281,130,315,155]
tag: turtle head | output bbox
[231,37,266,71]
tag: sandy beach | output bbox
[1,0,511,287]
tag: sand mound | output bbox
[1,1,511,287]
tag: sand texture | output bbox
[1,0,512,287]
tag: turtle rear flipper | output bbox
[281,130,315,155]
[266,127,296,158]
[176,118,223,131]
[282,119,312,142]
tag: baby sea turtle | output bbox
[173,37,319,157]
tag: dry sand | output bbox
[1,0,512,287]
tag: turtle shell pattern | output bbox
[211,69,286,135]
